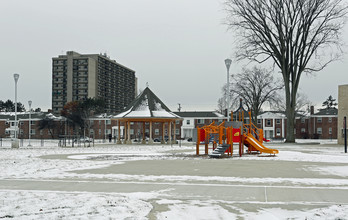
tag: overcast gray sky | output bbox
[1,0,347,112]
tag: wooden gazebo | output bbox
[112,87,182,144]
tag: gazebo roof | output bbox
[113,87,182,120]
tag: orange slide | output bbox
[243,133,279,154]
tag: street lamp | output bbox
[12,73,19,148]
[224,59,232,121]
[28,100,32,147]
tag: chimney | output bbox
[310,106,314,115]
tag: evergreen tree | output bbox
[322,95,337,109]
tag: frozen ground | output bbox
[0,139,348,219]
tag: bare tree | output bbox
[224,0,347,142]
[274,92,313,115]
[228,66,283,123]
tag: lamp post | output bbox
[12,73,20,148]
[224,59,232,121]
[28,100,32,147]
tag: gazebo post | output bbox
[117,120,122,144]
[127,121,131,144]
[169,121,172,144]
[161,122,165,144]
[142,122,146,144]
[123,121,127,144]
[173,120,176,144]
[148,121,154,144]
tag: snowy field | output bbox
[0,139,348,219]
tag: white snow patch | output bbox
[242,205,348,220]
[310,166,348,177]
[157,203,237,220]
[0,190,153,219]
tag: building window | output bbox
[301,128,306,133]
[266,120,271,126]
[99,129,101,135]
[155,129,159,135]
[317,117,322,123]
[186,120,190,125]
[329,127,332,134]
[106,120,111,125]
[317,127,322,134]
[276,119,281,124]
[294,128,296,134]
[130,129,134,135]
[164,129,168,135]
[328,117,332,123]
[176,120,180,124]
[197,119,205,124]
[176,129,180,135]
[257,119,261,124]
[301,118,305,123]
[276,128,281,136]
[90,129,94,135]
[30,129,36,135]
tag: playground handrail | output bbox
[243,121,263,144]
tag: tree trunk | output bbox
[284,81,296,143]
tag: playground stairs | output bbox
[209,144,230,158]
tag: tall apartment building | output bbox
[52,51,137,114]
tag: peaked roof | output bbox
[113,87,181,119]
[313,108,338,116]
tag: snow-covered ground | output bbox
[0,139,348,219]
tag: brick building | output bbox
[256,107,337,140]
[0,112,65,139]
[52,51,137,114]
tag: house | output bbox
[173,111,227,140]
[256,107,337,140]
[0,112,65,139]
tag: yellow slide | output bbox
[244,133,279,154]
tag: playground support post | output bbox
[196,127,200,155]
[344,116,347,153]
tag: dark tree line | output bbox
[0,99,41,112]
[0,100,26,112]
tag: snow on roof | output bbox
[113,87,181,119]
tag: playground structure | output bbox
[196,111,279,157]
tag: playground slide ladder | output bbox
[243,133,279,155]
[208,144,230,158]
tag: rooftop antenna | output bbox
[178,103,182,112]
[146,82,149,88]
